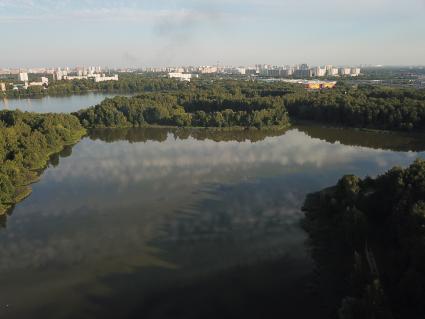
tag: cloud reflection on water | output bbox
[0,127,423,319]
[44,129,418,187]
[0,128,421,274]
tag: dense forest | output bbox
[302,160,425,319]
[285,85,425,131]
[73,83,291,129]
[0,110,85,214]
[65,78,425,131]
[4,74,425,131]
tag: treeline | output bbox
[73,90,290,129]
[285,85,425,131]
[5,77,425,131]
[2,74,297,99]
[302,159,425,318]
[70,79,425,132]
[0,110,85,214]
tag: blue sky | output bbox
[1,0,424,67]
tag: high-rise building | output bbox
[0,82,6,92]
[330,68,339,76]
[53,69,64,81]
[350,68,361,76]
[19,72,29,82]
[339,68,352,76]
[282,68,294,77]
[325,65,333,75]
[309,67,326,77]
[299,64,310,70]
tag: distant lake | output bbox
[0,93,131,113]
[1,125,424,319]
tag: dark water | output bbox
[0,93,130,113]
[1,126,424,319]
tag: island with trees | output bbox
[0,110,85,215]
[302,159,425,318]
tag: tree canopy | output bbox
[302,159,425,319]
[0,110,85,214]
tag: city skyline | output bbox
[1,0,425,68]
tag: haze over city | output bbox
[1,0,425,68]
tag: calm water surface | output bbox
[1,125,425,319]
[0,93,129,113]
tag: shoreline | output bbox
[84,124,291,131]
[1,89,139,100]
[291,119,425,135]
[0,129,86,216]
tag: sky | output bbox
[0,0,424,68]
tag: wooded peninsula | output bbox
[0,111,85,214]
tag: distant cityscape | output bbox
[2,63,425,93]
[0,66,120,92]
[152,63,361,79]
[0,63,364,92]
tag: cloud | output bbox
[0,0,424,66]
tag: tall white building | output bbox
[53,69,64,81]
[19,72,29,82]
[350,68,361,76]
[330,68,339,76]
[0,82,6,92]
[235,67,246,75]
[325,65,333,75]
[309,67,326,77]
[339,68,352,76]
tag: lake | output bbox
[1,125,425,319]
[0,93,129,113]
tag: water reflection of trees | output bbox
[0,145,75,229]
[297,124,425,152]
[0,213,7,229]
[89,125,425,152]
[88,127,288,143]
